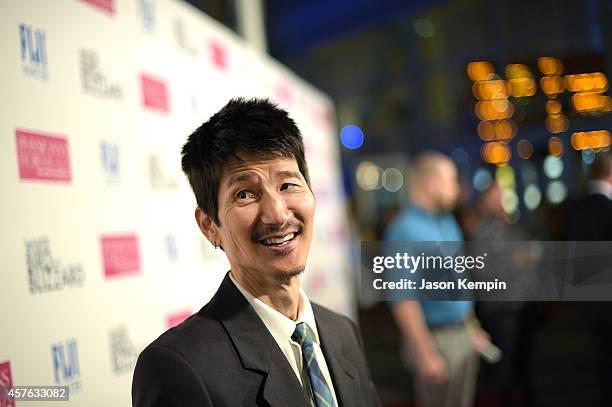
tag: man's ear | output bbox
[195,207,219,247]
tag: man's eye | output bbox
[280,183,297,191]
[236,190,255,200]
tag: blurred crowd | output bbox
[360,151,612,407]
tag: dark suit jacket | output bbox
[565,192,612,241]
[565,192,612,324]
[132,273,380,406]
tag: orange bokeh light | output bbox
[545,114,569,134]
[548,136,564,156]
[538,57,564,76]
[467,61,495,82]
[565,72,608,93]
[571,130,612,150]
[481,142,512,165]
[540,76,565,97]
[517,139,533,159]
[473,80,511,100]
[545,100,562,115]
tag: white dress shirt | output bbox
[229,273,338,406]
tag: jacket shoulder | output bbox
[143,303,225,359]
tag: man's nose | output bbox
[259,190,291,226]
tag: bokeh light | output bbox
[451,148,469,164]
[548,137,564,157]
[571,130,612,150]
[495,165,515,189]
[546,181,567,204]
[565,72,608,93]
[545,100,562,115]
[414,19,435,38]
[521,162,538,185]
[538,57,564,76]
[545,114,569,133]
[467,61,494,82]
[340,124,365,149]
[481,142,512,165]
[381,168,404,192]
[356,161,382,190]
[501,188,519,214]
[543,155,564,179]
[517,139,533,159]
[473,168,492,192]
[582,149,596,164]
[524,184,542,210]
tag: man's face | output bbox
[209,156,315,284]
[481,183,504,217]
[433,161,460,211]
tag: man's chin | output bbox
[274,266,305,283]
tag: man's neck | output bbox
[410,193,438,215]
[230,269,302,320]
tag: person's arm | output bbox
[465,311,491,351]
[132,345,213,407]
[392,301,447,383]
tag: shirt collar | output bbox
[229,272,320,345]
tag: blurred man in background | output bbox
[566,153,612,407]
[474,182,538,407]
[384,151,488,407]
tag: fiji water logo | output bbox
[26,237,85,294]
[164,234,178,263]
[100,142,120,184]
[0,361,15,407]
[51,340,82,393]
[19,23,48,80]
[109,326,137,376]
[138,0,155,32]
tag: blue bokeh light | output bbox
[340,124,364,149]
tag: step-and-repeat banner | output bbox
[0,0,353,405]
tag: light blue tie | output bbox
[291,322,337,407]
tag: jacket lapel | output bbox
[208,273,311,407]
[314,305,360,407]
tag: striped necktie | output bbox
[291,322,337,407]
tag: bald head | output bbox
[410,151,459,212]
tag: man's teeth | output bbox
[263,233,295,245]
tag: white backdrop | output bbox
[0,0,353,405]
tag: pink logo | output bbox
[16,129,72,182]
[166,310,193,329]
[80,0,115,15]
[0,360,15,407]
[101,235,141,278]
[209,40,228,70]
[140,73,169,113]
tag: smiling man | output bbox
[131,98,380,407]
